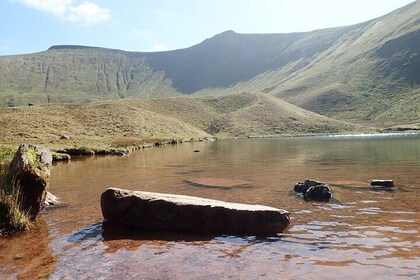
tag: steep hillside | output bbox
[144,30,345,93]
[0,93,361,147]
[0,1,418,124]
[0,47,179,106]
[194,1,420,123]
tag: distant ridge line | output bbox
[48,45,107,51]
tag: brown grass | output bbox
[0,93,366,151]
[0,171,32,234]
[0,185,32,233]
[0,146,32,234]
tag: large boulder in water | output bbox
[101,187,290,235]
[7,144,52,220]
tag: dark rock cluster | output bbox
[294,179,332,202]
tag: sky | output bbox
[0,0,416,55]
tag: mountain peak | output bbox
[207,30,239,41]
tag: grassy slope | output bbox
[195,2,420,124]
[0,2,418,126]
[274,1,420,123]
[0,93,362,148]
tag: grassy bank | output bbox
[0,93,367,151]
[0,145,31,234]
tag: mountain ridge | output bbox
[0,1,418,124]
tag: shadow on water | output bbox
[287,190,342,204]
[102,222,283,243]
[67,222,285,244]
[102,222,218,242]
[67,222,103,243]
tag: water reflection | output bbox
[102,222,216,242]
[0,218,56,279]
[68,222,103,243]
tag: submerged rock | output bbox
[101,187,290,235]
[294,179,332,202]
[51,151,71,161]
[7,144,52,220]
[184,177,253,190]
[369,179,394,188]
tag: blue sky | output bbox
[0,0,415,55]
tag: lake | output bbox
[1,134,419,279]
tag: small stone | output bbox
[369,179,394,188]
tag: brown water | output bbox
[1,134,419,279]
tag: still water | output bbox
[1,134,419,279]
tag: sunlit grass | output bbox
[0,185,31,233]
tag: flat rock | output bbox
[101,187,290,235]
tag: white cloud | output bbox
[67,2,110,25]
[14,0,110,25]
[152,43,168,52]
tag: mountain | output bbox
[0,92,360,147]
[0,1,418,124]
